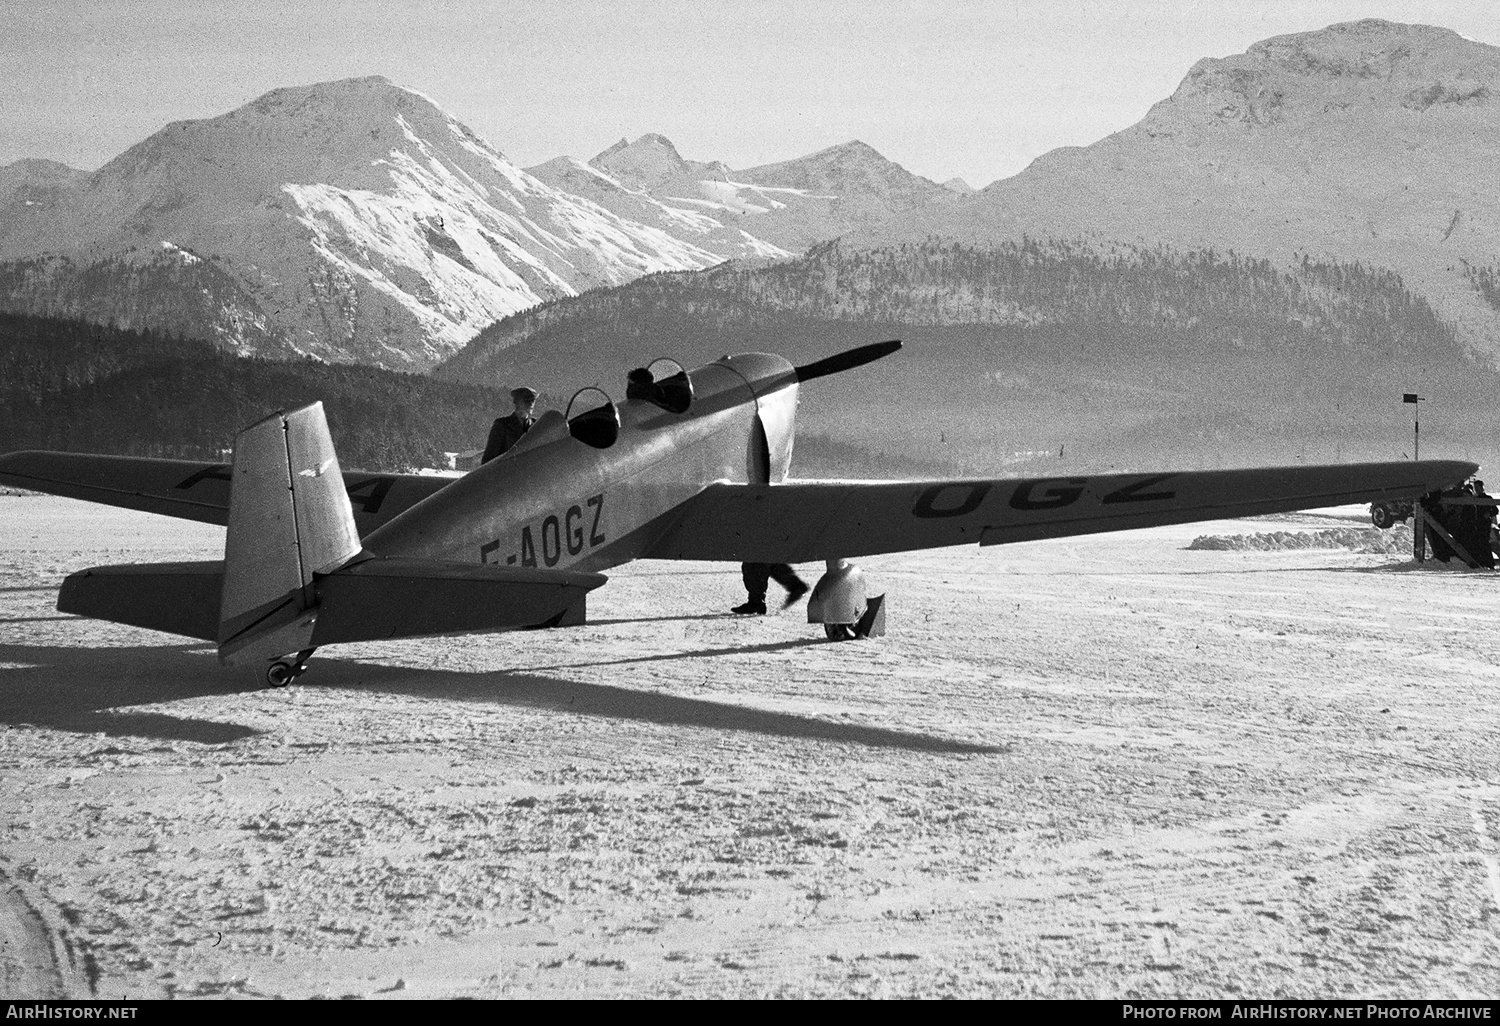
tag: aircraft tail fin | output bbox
[53,402,607,666]
[217,403,361,665]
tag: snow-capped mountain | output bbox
[0,78,739,369]
[528,134,960,256]
[727,141,962,250]
[11,20,1500,373]
[523,149,790,264]
[875,19,1500,359]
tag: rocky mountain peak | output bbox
[738,140,948,204]
[1245,19,1481,82]
[239,76,452,140]
[1151,19,1500,132]
[2,157,82,178]
[589,133,691,191]
[0,158,85,210]
[88,74,499,207]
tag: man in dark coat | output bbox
[1457,482,1495,569]
[482,387,538,463]
[1476,481,1498,568]
[1423,490,1456,562]
[733,562,808,615]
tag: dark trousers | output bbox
[741,562,803,601]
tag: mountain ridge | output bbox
[7,19,1500,377]
[869,19,1500,359]
[531,132,961,254]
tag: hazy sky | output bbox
[6,0,1497,186]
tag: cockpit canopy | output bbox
[565,387,619,449]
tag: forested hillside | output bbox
[447,239,1463,373]
[437,239,1499,474]
[0,251,296,357]
[0,312,505,470]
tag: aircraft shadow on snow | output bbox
[0,639,1005,755]
[0,641,264,744]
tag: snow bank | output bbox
[1188,525,1413,553]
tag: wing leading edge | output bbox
[643,460,1478,563]
[0,450,451,534]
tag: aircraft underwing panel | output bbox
[643,460,1478,563]
[310,558,607,644]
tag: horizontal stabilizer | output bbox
[644,460,1478,562]
[0,450,450,532]
[56,557,605,645]
[58,561,224,641]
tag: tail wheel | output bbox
[824,623,856,642]
[265,661,297,688]
[1371,504,1395,529]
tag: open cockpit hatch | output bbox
[565,387,619,448]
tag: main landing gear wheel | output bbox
[1371,504,1395,529]
[824,623,857,642]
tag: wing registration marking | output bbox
[912,476,1181,519]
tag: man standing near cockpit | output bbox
[482,386,538,463]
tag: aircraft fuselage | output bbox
[361,354,800,573]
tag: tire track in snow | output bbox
[1467,792,1500,912]
[0,861,84,999]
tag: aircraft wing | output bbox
[0,450,452,534]
[643,460,1477,562]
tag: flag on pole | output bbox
[1403,393,1420,403]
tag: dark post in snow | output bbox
[1404,394,1425,561]
[1403,393,1424,461]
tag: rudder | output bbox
[218,403,360,665]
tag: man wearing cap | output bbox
[625,367,659,404]
[482,387,538,463]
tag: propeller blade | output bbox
[793,340,902,383]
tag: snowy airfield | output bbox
[2,493,1498,999]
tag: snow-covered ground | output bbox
[1,495,1497,998]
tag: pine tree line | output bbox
[0,312,506,470]
[1464,260,1500,313]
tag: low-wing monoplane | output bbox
[0,341,1476,686]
